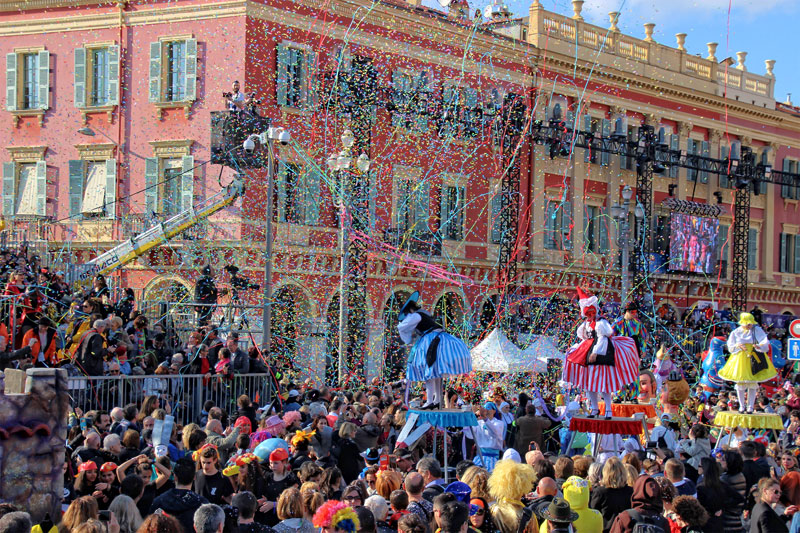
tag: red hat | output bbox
[576,287,598,317]
[78,461,98,473]
[235,416,252,435]
[99,462,117,473]
[269,448,289,462]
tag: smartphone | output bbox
[99,511,111,522]
[79,418,88,431]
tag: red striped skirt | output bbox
[562,336,639,393]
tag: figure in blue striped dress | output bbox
[397,291,472,410]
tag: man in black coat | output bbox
[740,441,770,495]
[194,265,218,326]
[151,458,208,533]
[77,319,108,377]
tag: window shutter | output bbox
[276,161,287,222]
[2,162,14,217]
[34,160,47,217]
[490,194,502,244]
[583,115,591,162]
[599,207,610,253]
[368,172,376,230]
[144,157,159,214]
[439,185,450,237]
[414,180,430,231]
[561,200,573,250]
[700,140,710,182]
[747,228,758,270]
[68,160,83,218]
[583,206,594,252]
[180,155,194,212]
[106,45,119,106]
[566,110,575,131]
[276,44,289,107]
[74,48,86,108]
[104,158,116,219]
[415,72,430,131]
[600,119,610,166]
[304,168,320,225]
[183,38,197,102]
[303,49,316,109]
[148,42,161,102]
[780,233,788,272]
[5,53,16,111]
[782,159,792,199]
[719,223,729,260]
[37,50,49,110]
[464,87,478,136]
[392,71,405,127]
[544,201,556,249]
[669,134,679,178]
[794,235,800,274]
[456,186,465,240]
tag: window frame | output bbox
[276,40,315,111]
[2,145,48,219]
[5,47,49,126]
[148,36,197,118]
[440,174,466,242]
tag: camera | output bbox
[242,137,257,154]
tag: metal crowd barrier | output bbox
[67,373,275,426]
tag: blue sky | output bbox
[437,0,799,104]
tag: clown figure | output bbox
[562,288,640,418]
[719,312,777,413]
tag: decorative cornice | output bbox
[6,145,47,162]
[149,139,194,157]
[75,142,115,160]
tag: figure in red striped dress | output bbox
[562,288,640,419]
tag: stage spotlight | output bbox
[735,175,750,190]
[653,161,666,174]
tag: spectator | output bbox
[750,478,789,533]
[561,475,602,533]
[273,488,315,533]
[438,501,469,533]
[609,475,670,533]
[405,472,434,524]
[590,457,633,533]
[528,477,557,524]
[194,504,226,533]
[138,513,182,533]
[233,491,273,533]
[150,457,208,533]
[204,419,240,465]
[0,512,31,533]
[513,404,551,457]
[741,441,770,495]
[539,498,577,533]
[665,459,697,497]
[671,495,709,533]
[678,424,711,471]
[109,495,143,533]
[418,457,445,502]
[337,423,365,484]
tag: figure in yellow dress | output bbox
[718,312,777,413]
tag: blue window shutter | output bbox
[439,185,450,237]
[583,115,591,162]
[304,168,320,225]
[104,158,116,219]
[561,199,573,250]
[2,162,14,217]
[566,110,575,131]
[37,50,49,110]
[464,87,478,136]
[183,39,197,102]
[144,157,159,214]
[276,44,289,106]
[415,72,430,131]
[700,141,710,182]
[392,71,405,127]
[35,160,47,217]
[669,134,679,178]
[780,233,788,272]
[456,186,464,241]
[74,48,86,108]
[304,50,316,109]
[414,180,430,231]
[276,161,287,222]
[747,228,758,270]
[782,159,792,198]
[600,119,610,166]
[180,155,194,211]
[107,45,119,106]
[68,160,83,218]
[490,194,502,244]
[544,202,556,249]
[794,235,800,274]
[148,42,161,102]
[6,53,16,111]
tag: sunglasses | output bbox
[473,509,485,516]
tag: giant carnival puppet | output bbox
[718,312,777,413]
[562,288,640,418]
[397,291,472,409]
[613,301,649,360]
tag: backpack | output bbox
[626,509,667,533]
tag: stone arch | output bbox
[432,289,469,336]
[269,282,313,368]
[381,287,416,382]
[142,275,192,302]
[475,292,501,332]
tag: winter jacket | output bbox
[273,518,316,533]
[678,437,711,470]
[550,476,602,533]
[150,488,209,533]
[609,476,670,533]
[590,485,633,533]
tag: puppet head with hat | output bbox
[576,287,598,319]
[661,368,690,415]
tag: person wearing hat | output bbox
[539,497,578,533]
[397,291,472,410]
[562,288,639,419]
[260,447,300,526]
[21,316,57,366]
[194,265,218,326]
[613,300,649,360]
[719,312,776,413]
[647,412,678,452]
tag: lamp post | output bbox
[327,129,370,385]
[610,185,643,307]
[246,126,291,355]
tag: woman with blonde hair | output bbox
[375,469,403,500]
[181,423,199,450]
[302,489,326,520]
[274,487,316,533]
[623,463,639,487]
[462,466,491,502]
[59,496,99,533]
[109,495,143,533]
[488,460,539,533]
[337,422,363,483]
[590,457,634,533]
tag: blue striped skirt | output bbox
[473,448,500,472]
[406,331,472,382]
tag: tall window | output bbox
[166,41,186,102]
[90,48,109,106]
[277,44,314,109]
[747,228,759,270]
[2,161,47,217]
[440,184,464,241]
[584,205,610,253]
[782,159,798,200]
[396,178,430,235]
[780,233,800,274]
[544,199,572,251]
[144,155,194,217]
[276,163,321,226]
[148,38,197,104]
[74,45,119,109]
[162,158,183,216]
[68,159,117,219]
[22,53,38,109]
[687,139,699,181]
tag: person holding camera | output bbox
[223,80,245,112]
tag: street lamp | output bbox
[611,185,643,306]
[247,126,292,355]
[328,135,370,385]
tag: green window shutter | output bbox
[464,87,478,136]
[184,39,197,102]
[104,158,116,219]
[598,207,609,253]
[700,141,710,182]
[600,119,610,166]
[303,50,316,109]
[561,200,573,250]
[720,145,730,188]
[34,160,47,217]
[180,155,194,211]
[583,206,595,252]
[583,115,592,162]
[6,53,16,111]
[304,168,320,225]
[415,72,430,131]
[148,42,161,103]
[544,202,556,249]
[439,185,450,237]
[392,71,405,127]
[456,186,465,241]
[747,228,758,270]
[782,159,792,199]
[144,157,159,214]
[276,44,289,107]
[68,160,83,218]
[780,233,788,272]
[490,194,502,244]
[37,50,49,110]
[107,45,119,105]
[794,235,800,274]
[414,180,430,230]
[276,161,287,222]
[74,48,86,108]
[2,162,15,216]
[669,134,679,178]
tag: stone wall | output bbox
[0,368,69,523]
